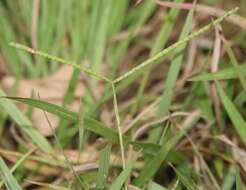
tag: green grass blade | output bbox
[157,2,195,117]
[223,38,246,90]
[133,113,200,186]
[148,181,168,190]
[96,144,112,190]
[87,0,112,72]
[222,166,237,190]
[170,164,196,190]
[43,110,89,190]
[0,5,21,77]
[236,168,243,190]
[0,157,22,190]
[151,0,185,55]
[0,148,35,188]
[57,1,89,144]
[57,69,81,145]
[2,96,130,145]
[0,89,53,154]
[4,96,77,120]
[113,7,238,83]
[108,1,155,74]
[107,1,129,37]
[133,0,185,114]
[109,154,138,190]
[1,96,175,161]
[189,64,246,81]
[77,100,85,161]
[148,2,195,142]
[215,81,246,146]
[0,97,199,160]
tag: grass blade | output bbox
[87,0,112,72]
[112,83,126,170]
[77,100,85,161]
[0,157,22,190]
[2,96,123,143]
[9,42,111,82]
[236,168,243,190]
[2,97,199,159]
[96,144,112,190]
[0,89,53,154]
[215,81,246,146]
[133,112,200,186]
[222,37,246,90]
[170,164,196,190]
[222,166,237,190]
[189,64,246,81]
[148,1,195,142]
[25,179,69,190]
[113,7,238,83]
[0,148,36,188]
[157,1,195,117]
[109,154,138,190]
[148,181,168,190]
[133,0,185,114]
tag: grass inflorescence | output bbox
[0,1,245,189]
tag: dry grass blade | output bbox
[25,179,69,190]
[210,24,222,127]
[155,1,246,29]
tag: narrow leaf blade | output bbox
[0,157,22,190]
[216,81,246,146]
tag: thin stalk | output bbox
[113,7,238,83]
[9,42,111,83]
[111,83,126,170]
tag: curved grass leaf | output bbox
[215,81,246,146]
[2,97,198,162]
[0,89,53,154]
[3,97,131,145]
[189,64,246,81]
[109,154,138,190]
